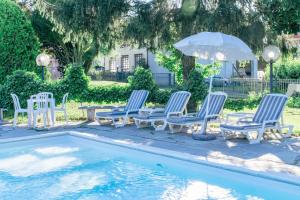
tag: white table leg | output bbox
[27,100,32,128]
[51,99,56,127]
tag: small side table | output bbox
[79,106,117,121]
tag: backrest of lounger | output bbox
[198,92,227,120]
[125,90,149,111]
[164,91,191,114]
[253,94,288,123]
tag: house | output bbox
[97,46,175,86]
[97,45,258,86]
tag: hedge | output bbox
[2,65,297,112]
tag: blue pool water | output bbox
[0,135,299,200]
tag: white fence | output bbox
[211,78,300,98]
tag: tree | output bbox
[125,0,265,81]
[257,0,300,35]
[0,0,40,83]
[34,0,131,73]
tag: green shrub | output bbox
[0,0,40,83]
[62,64,89,99]
[224,93,262,111]
[152,88,174,105]
[128,67,158,100]
[0,70,44,108]
[288,92,300,108]
[266,58,300,80]
[183,68,207,103]
[81,85,131,103]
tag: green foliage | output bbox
[0,70,44,108]
[224,93,262,111]
[257,0,300,34]
[183,69,207,103]
[288,92,300,108]
[0,0,40,83]
[80,86,131,104]
[35,0,131,72]
[62,64,89,99]
[128,67,158,99]
[152,89,174,105]
[156,48,184,84]
[30,11,73,68]
[266,58,300,79]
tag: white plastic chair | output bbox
[11,94,28,127]
[38,92,53,99]
[33,93,50,128]
[55,93,69,123]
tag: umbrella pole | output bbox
[193,62,216,141]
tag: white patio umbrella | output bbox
[174,32,256,139]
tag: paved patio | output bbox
[1,121,300,181]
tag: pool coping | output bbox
[1,130,300,187]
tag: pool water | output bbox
[0,135,299,200]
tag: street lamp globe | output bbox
[36,53,51,67]
[262,45,281,62]
[262,45,281,93]
[36,53,51,81]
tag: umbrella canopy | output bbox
[174,32,255,61]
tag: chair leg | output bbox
[13,112,18,127]
[33,113,37,128]
[64,110,68,124]
[135,119,148,129]
[169,124,183,134]
[152,120,167,131]
[43,113,47,128]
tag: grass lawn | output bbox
[89,80,129,87]
[3,101,300,135]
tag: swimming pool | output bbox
[0,132,299,200]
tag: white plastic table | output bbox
[27,98,56,127]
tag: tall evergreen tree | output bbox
[34,0,131,73]
[125,0,265,80]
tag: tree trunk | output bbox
[181,55,195,80]
[82,42,99,74]
[181,55,197,112]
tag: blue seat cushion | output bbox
[96,111,132,117]
[167,116,203,124]
[133,113,166,120]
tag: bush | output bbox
[183,68,207,103]
[128,67,158,100]
[0,70,44,108]
[224,93,262,111]
[266,58,300,80]
[0,0,40,83]
[62,64,89,99]
[288,92,300,108]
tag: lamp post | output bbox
[36,53,51,81]
[262,45,281,93]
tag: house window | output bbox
[121,55,129,71]
[109,57,116,72]
[134,54,144,67]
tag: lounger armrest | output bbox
[262,120,279,128]
[205,114,220,120]
[226,112,254,123]
[126,109,140,115]
[167,112,183,118]
[185,112,198,117]
[112,106,126,111]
